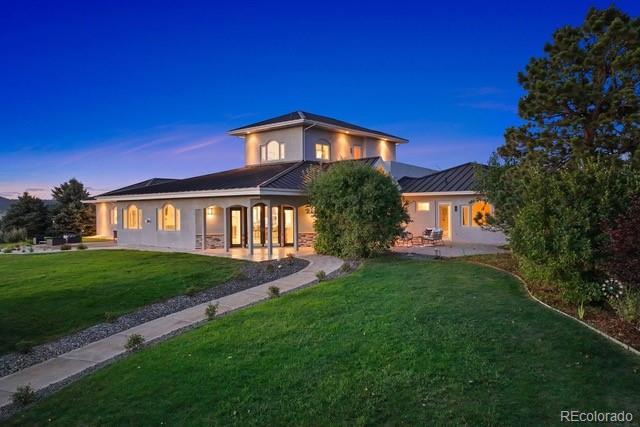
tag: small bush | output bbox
[285,253,295,265]
[340,262,352,273]
[2,247,13,254]
[2,228,27,244]
[104,312,117,323]
[265,263,275,274]
[15,340,35,354]
[12,385,36,406]
[60,244,72,251]
[608,287,640,324]
[315,270,327,282]
[185,286,200,297]
[124,334,145,351]
[27,246,33,253]
[77,243,88,250]
[268,286,280,298]
[205,303,218,320]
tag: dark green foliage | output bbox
[267,286,280,298]
[59,244,72,251]
[603,194,640,289]
[315,270,326,282]
[306,161,409,258]
[0,228,28,244]
[185,285,199,296]
[0,193,49,238]
[499,7,640,167]
[482,6,640,303]
[124,334,145,351]
[205,303,218,320]
[104,312,117,323]
[50,178,95,236]
[77,243,88,250]
[12,385,36,407]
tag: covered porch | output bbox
[195,196,315,259]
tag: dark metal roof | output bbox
[97,157,385,198]
[97,163,301,197]
[228,111,407,142]
[398,163,485,193]
[98,178,177,197]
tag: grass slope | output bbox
[0,250,242,354]
[7,258,640,426]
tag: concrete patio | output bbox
[392,242,508,258]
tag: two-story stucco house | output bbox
[89,111,505,255]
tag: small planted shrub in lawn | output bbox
[205,303,218,320]
[60,244,72,251]
[315,270,327,282]
[15,340,34,354]
[268,286,280,298]
[185,285,200,297]
[77,243,88,250]
[104,311,117,323]
[12,385,36,407]
[124,334,145,351]
[340,262,353,274]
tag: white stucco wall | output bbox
[244,127,304,165]
[403,195,507,245]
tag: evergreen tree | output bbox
[50,178,95,235]
[0,192,49,237]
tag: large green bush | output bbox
[306,161,409,258]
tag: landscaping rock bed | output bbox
[0,257,308,377]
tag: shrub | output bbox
[265,263,275,274]
[604,194,640,291]
[315,270,326,282]
[77,243,88,250]
[12,385,36,406]
[268,286,280,298]
[124,334,145,351]
[104,312,117,323]
[205,303,218,320]
[185,286,200,297]
[306,161,409,258]
[2,247,13,254]
[15,340,35,354]
[340,262,352,273]
[285,253,295,265]
[1,228,27,243]
[60,244,72,251]
[608,287,640,325]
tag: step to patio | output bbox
[0,255,343,408]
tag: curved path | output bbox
[0,254,343,408]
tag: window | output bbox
[315,142,330,161]
[110,206,118,225]
[461,205,470,226]
[471,201,492,227]
[157,203,181,231]
[416,202,430,211]
[124,205,142,230]
[261,140,284,161]
[352,144,362,160]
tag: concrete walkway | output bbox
[0,254,343,408]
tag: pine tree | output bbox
[50,178,96,235]
[0,192,50,237]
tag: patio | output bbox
[392,242,508,258]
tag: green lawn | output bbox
[8,258,640,426]
[0,250,243,354]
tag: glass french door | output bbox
[230,208,242,247]
[283,207,294,246]
[252,205,264,245]
[271,206,279,245]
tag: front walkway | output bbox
[0,254,343,408]
[392,242,507,258]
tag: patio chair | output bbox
[424,229,443,246]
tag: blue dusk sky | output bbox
[1,1,639,198]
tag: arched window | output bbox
[260,140,285,161]
[315,141,330,161]
[124,204,142,230]
[157,203,181,231]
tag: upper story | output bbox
[228,111,407,166]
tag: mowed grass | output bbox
[0,250,243,354]
[8,258,640,426]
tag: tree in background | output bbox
[50,178,95,236]
[604,194,640,289]
[306,161,409,258]
[0,192,49,238]
[481,6,640,303]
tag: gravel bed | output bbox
[0,257,308,377]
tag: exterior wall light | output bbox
[207,207,215,216]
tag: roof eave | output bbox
[92,187,306,202]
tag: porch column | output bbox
[223,207,229,252]
[201,208,206,252]
[247,202,254,255]
[267,200,273,257]
[293,206,299,251]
